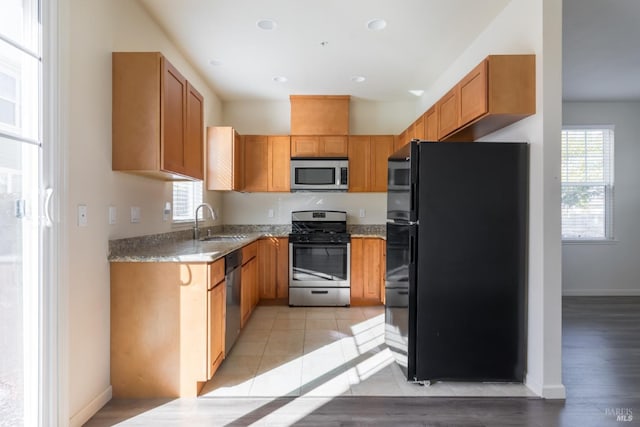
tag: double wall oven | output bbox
[289,210,351,306]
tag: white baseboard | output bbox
[563,289,640,296]
[69,386,112,427]
[542,384,566,399]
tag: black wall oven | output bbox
[289,210,350,306]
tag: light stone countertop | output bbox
[108,232,264,263]
[108,224,385,263]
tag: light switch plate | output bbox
[108,206,117,225]
[130,206,141,223]
[359,208,366,218]
[78,204,88,227]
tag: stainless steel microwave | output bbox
[290,158,348,191]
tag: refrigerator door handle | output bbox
[409,234,415,264]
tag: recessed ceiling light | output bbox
[273,76,288,83]
[351,75,366,83]
[208,59,223,66]
[367,19,387,31]
[409,89,425,97]
[257,19,277,30]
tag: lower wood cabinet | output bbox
[207,278,225,379]
[241,241,259,326]
[350,237,386,305]
[110,258,225,398]
[258,237,289,300]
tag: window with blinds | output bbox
[172,181,203,222]
[561,127,614,240]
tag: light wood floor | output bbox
[84,297,640,426]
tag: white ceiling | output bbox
[139,0,640,103]
[138,0,511,102]
[563,0,640,101]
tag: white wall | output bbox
[562,102,640,295]
[221,98,415,225]
[410,0,564,398]
[66,0,222,424]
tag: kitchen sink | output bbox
[199,234,248,242]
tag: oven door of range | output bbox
[289,241,351,288]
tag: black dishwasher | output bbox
[225,250,242,354]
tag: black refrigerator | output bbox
[385,140,528,383]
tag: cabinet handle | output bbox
[311,290,329,294]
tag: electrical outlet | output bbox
[359,208,366,218]
[163,202,171,221]
[268,208,275,218]
[78,204,88,227]
[130,206,141,223]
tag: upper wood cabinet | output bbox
[443,54,536,142]
[425,106,438,141]
[437,86,460,139]
[348,135,394,192]
[290,135,348,158]
[206,126,244,191]
[290,95,350,135]
[395,129,409,152]
[244,135,291,192]
[243,135,268,192]
[414,114,426,140]
[268,136,291,191]
[112,52,204,181]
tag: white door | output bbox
[0,1,51,425]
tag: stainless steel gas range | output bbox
[288,210,351,307]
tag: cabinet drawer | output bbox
[209,258,225,289]
[242,241,258,263]
[289,287,350,307]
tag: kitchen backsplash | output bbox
[221,192,387,225]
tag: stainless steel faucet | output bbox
[194,203,217,240]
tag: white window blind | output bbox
[172,180,203,222]
[561,127,614,240]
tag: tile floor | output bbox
[200,305,535,398]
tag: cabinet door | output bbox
[258,238,277,299]
[241,260,253,327]
[370,136,394,192]
[363,239,384,301]
[233,132,244,191]
[291,136,319,157]
[437,86,460,139]
[347,136,370,192]
[320,136,349,157]
[395,130,408,152]
[414,115,426,140]
[185,82,204,180]
[276,238,289,299]
[243,135,268,192]
[162,59,187,175]
[350,238,364,300]
[268,136,291,192]
[425,106,438,141]
[207,281,225,379]
[351,238,385,304]
[459,60,488,127]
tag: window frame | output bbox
[172,180,203,224]
[560,125,615,242]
